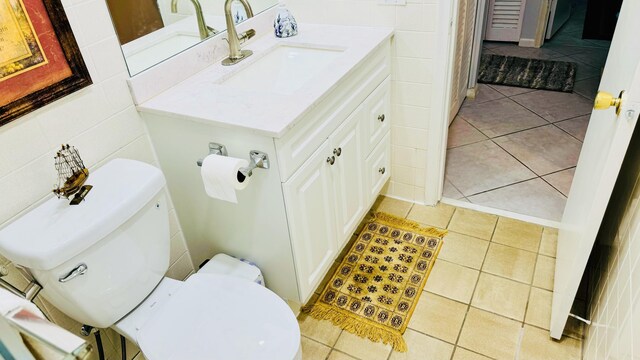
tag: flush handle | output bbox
[59,263,88,283]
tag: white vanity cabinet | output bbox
[283,78,391,303]
[140,32,393,305]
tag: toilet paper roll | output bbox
[200,154,251,203]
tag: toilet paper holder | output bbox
[196,142,269,177]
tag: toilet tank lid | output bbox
[0,159,166,271]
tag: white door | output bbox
[484,0,527,42]
[550,0,640,339]
[546,0,571,39]
[331,111,365,246]
[283,140,338,302]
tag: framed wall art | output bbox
[0,0,92,126]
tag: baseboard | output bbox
[441,197,561,228]
[518,38,537,48]
[466,87,478,99]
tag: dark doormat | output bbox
[477,54,577,92]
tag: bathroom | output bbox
[0,0,638,358]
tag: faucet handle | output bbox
[239,29,256,43]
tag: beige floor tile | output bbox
[298,315,342,346]
[389,329,454,360]
[525,287,553,330]
[492,217,543,252]
[471,273,530,321]
[448,116,489,149]
[458,307,521,360]
[533,255,555,290]
[452,347,492,360]
[327,350,358,360]
[543,168,576,197]
[519,325,582,360]
[482,243,537,283]
[333,331,392,360]
[493,125,582,176]
[437,231,489,270]
[467,178,567,222]
[444,179,466,200]
[539,228,558,257]
[511,90,593,123]
[407,202,455,229]
[445,141,537,197]
[555,116,589,141]
[408,292,467,343]
[424,260,480,303]
[448,208,498,240]
[301,336,332,360]
[458,98,548,138]
[373,196,413,218]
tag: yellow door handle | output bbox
[594,91,624,115]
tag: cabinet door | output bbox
[365,133,391,205]
[330,109,365,247]
[283,140,337,302]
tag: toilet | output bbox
[0,159,301,360]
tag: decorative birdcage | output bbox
[53,145,92,204]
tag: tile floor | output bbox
[298,197,584,360]
[444,3,610,221]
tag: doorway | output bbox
[443,0,612,221]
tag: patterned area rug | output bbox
[478,54,577,92]
[302,212,446,352]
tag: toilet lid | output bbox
[137,274,300,360]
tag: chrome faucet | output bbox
[222,0,256,66]
[171,0,218,40]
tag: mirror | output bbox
[105,0,278,75]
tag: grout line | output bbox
[538,175,571,199]
[448,213,499,353]
[460,176,538,199]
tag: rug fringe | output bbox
[302,303,408,352]
[372,212,448,238]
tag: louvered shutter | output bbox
[485,0,527,41]
[449,0,478,122]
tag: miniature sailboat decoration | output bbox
[52,144,92,205]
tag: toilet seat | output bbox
[137,273,300,360]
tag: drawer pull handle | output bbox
[333,148,342,157]
[379,167,386,174]
[378,114,385,122]
[59,263,88,283]
[327,156,335,165]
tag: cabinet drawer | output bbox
[365,133,391,205]
[276,44,391,182]
[362,77,391,155]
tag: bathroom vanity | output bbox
[136,23,393,304]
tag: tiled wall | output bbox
[0,0,194,358]
[582,130,640,359]
[284,0,439,203]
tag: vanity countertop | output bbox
[136,24,393,138]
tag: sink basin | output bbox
[126,33,201,74]
[221,45,344,94]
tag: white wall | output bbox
[582,140,640,359]
[284,0,441,203]
[0,0,194,358]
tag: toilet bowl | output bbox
[0,159,301,360]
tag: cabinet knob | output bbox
[378,114,385,122]
[327,156,335,165]
[378,167,386,174]
[333,147,342,156]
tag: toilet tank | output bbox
[0,159,170,328]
